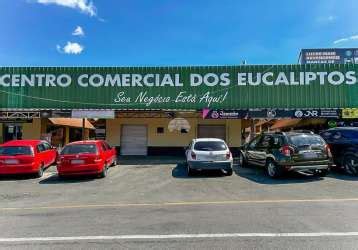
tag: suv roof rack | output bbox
[261,131,286,135]
[290,130,314,134]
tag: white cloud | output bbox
[57,42,84,54]
[333,34,358,44]
[72,26,85,36]
[36,0,96,16]
[326,15,336,22]
[316,15,337,23]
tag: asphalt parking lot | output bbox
[1,157,358,249]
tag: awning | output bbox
[270,119,301,130]
[255,119,274,127]
[48,118,95,129]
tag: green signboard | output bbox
[0,65,357,110]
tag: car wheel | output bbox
[314,169,328,177]
[239,151,247,168]
[99,164,108,178]
[58,174,66,179]
[112,158,118,167]
[343,153,358,176]
[266,160,282,178]
[36,164,44,178]
[224,168,233,176]
[187,165,195,176]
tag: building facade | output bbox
[1,65,357,155]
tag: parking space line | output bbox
[1,232,358,242]
[2,197,358,211]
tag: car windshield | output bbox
[194,141,227,151]
[0,146,33,156]
[342,130,358,139]
[289,135,325,146]
[61,144,97,155]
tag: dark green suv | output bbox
[239,131,333,178]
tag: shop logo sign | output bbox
[267,110,277,118]
[211,111,219,119]
[294,110,319,118]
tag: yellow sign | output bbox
[342,108,358,119]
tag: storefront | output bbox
[0,65,357,155]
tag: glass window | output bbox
[194,141,227,151]
[257,135,272,148]
[248,136,261,149]
[0,146,33,156]
[289,135,325,146]
[103,142,111,150]
[157,127,164,134]
[332,132,342,140]
[37,144,46,153]
[341,130,358,139]
[272,136,284,148]
[320,131,332,139]
[43,142,51,151]
[61,144,97,155]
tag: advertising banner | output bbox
[342,108,358,118]
[300,48,358,64]
[1,65,358,110]
[202,109,340,119]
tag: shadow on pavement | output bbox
[39,174,98,184]
[234,165,324,185]
[0,174,38,181]
[326,169,358,181]
[119,156,184,166]
[172,163,228,178]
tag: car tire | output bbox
[58,174,66,179]
[187,165,195,176]
[224,168,233,176]
[99,164,108,178]
[112,158,118,167]
[239,151,248,168]
[342,153,358,176]
[266,160,282,178]
[314,169,328,177]
[36,164,44,178]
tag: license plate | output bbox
[214,155,224,161]
[302,152,317,159]
[71,159,84,164]
[4,159,18,164]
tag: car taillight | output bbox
[226,152,231,160]
[280,145,292,157]
[325,144,332,158]
[191,152,196,160]
[56,156,63,165]
[94,155,102,163]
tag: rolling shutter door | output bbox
[120,125,148,155]
[197,125,226,141]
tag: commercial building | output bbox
[1,65,357,155]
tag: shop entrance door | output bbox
[120,125,148,156]
[197,125,226,141]
[3,124,23,142]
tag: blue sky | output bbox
[0,0,357,66]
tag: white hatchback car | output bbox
[185,138,233,176]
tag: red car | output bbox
[57,140,117,178]
[0,140,58,177]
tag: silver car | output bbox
[185,138,233,176]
